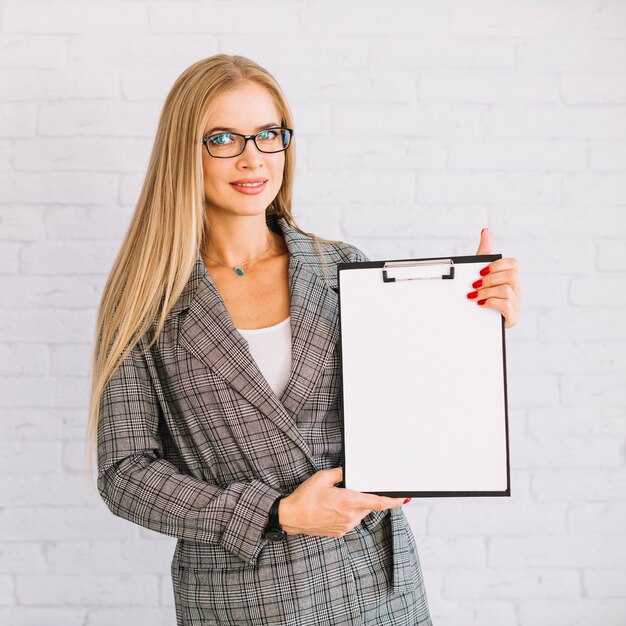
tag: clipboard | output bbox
[337,254,510,498]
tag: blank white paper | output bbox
[339,259,509,495]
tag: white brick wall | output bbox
[1,1,624,624]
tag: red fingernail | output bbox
[472,279,482,289]
[467,291,478,299]
[477,299,486,305]
[403,498,411,504]
[480,266,490,276]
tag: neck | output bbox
[202,213,276,267]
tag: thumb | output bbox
[321,467,344,486]
[476,227,493,256]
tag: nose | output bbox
[237,136,265,167]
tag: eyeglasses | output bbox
[201,127,294,158]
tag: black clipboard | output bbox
[337,254,510,498]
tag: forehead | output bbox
[205,82,281,132]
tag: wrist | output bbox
[278,493,297,535]
[264,495,287,542]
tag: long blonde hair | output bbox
[85,54,332,476]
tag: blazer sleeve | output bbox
[96,336,281,567]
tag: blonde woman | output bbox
[88,54,521,625]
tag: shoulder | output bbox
[322,239,370,264]
[277,218,371,291]
[278,217,370,265]
[296,237,369,265]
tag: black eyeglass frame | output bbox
[201,127,294,158]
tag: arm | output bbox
[96,337,280,566]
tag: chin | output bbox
[215,204,269,219]
[206,187,279,219]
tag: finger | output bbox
[471,269,520,295]
[471,275,520,303]
[474,296,520,328]
[354,493,406,511]
[469,283,518,303]
[476,257,518,277]
[373,495,407,510]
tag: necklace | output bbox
[203,234,273,277]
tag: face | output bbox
[201,81,286,221]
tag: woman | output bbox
[88,54,521,625]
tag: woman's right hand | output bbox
[278,467,407,538]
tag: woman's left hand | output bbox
[467,228,522,329]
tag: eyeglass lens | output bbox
[206,128,291,157]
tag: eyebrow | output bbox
[206,122,280,135]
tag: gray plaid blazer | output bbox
[97,215,432,625]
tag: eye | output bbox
[209,133,234,145]
[257,129,277,140]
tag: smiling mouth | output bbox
[231,181,266,187]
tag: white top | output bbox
[237,317,292,398]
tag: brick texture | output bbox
[1,1,624,624]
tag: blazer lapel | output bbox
[278,234,340,422]
[177,216,340,467]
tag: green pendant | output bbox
[235,268,244,276]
